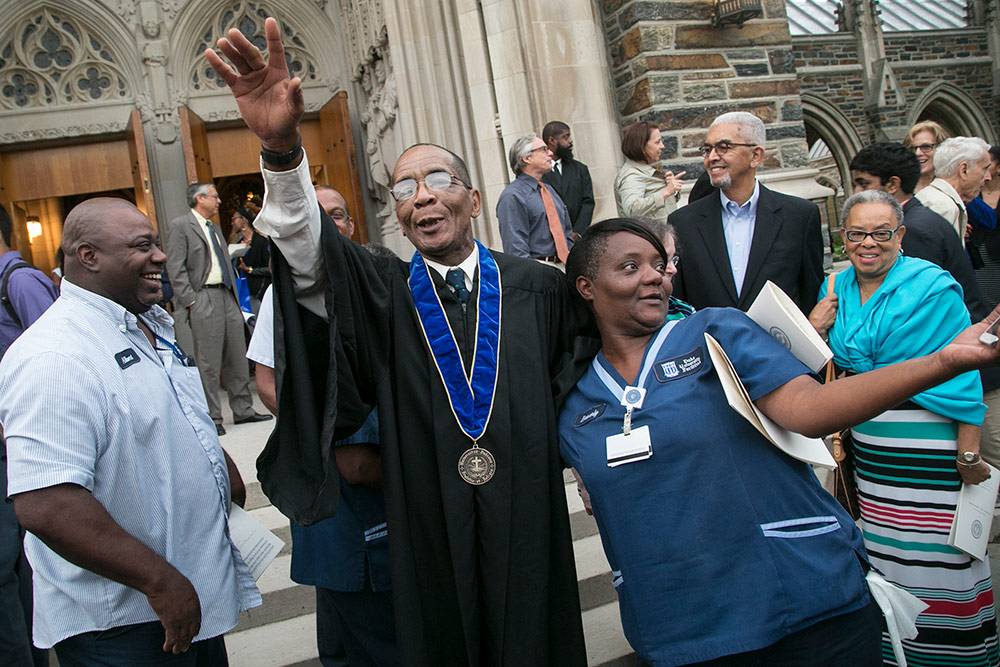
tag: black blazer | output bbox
[902,197,987,320]
[542,158,595,234]
[668,184,824,314]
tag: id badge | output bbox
[606,425,653,467]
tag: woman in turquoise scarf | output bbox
[811,189,998,667]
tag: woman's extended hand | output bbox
[662,171,686,198]
[939,304,1000,373]
[808,293,838,337]
[957,460,991,485]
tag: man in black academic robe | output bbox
[207,19,587,667]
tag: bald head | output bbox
[62,198,143,263]
[315,186,355,237]
[62,197,166,314]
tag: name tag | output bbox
[115,348,140,369]
[606,425,653,467]
[653,347,704,383]
[574,403,606,427]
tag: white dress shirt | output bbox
[192,208,225,285]
[719,181,761,297]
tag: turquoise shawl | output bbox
[820,255,985,425]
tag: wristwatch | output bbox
[957,451,982,467]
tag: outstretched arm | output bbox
[757,306,1000,437]
[207,18,323,314]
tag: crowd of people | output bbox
[4,14,1000,667]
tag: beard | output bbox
[709,171,731,189]
[555,144,574,161]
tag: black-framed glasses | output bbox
[912,143,939,154]
[698,141,757,157]
[843,225,903,243]
[390,171,470,202]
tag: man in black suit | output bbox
[541,121,595,237]
[668,112,823,314]
[848,142,987,320]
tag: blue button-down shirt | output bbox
[0,279,259,648]
[719,181,760,296]
[497,173,573,259]
[0,251,58,354]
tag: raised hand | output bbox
[205,17,303,151]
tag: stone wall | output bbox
[601,0,814,183]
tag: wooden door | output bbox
[126,110,157,230]
[319,91,367,243]
[179,105,214,185]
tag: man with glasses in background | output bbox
[496,133,573,267]
[668,111,824,315]
[165,183,271,435]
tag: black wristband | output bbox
[261,141,303,166]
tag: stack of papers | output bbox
[705,333,836,469]
[747,281,833,372]
[948,464,1000,561]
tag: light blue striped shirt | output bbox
[0,279,260,648]
[719,180,761,297]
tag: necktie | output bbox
[554,162,561,176]
[205,221,233,289]
[445,268,470,305]
[538,184,570,263]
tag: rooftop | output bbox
[785,0,968,35]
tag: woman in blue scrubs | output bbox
[559,218,1000,666]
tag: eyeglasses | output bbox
[912,143,939,154]
[325,208,350,221]
[665,255,680,267]
[698,141,757,157]
[843,226,903,243]
[390,171,470,202]
[526,145,549,155]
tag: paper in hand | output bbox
[229,504,284,580]
[705,333,836,469]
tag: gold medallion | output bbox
[458,446,496,485]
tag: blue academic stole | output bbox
[408,242,502,484]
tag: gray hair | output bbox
[508,134,540,175]
[709,112,766,147]
[933,136,990,178]
[186,182,213,208]
[839,189,904,228]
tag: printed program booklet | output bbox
[705,333,837,469]
[948,463,1000,561]
[747,280,833,373]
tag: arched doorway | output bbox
[910,82,996,142]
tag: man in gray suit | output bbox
[166,183,271,435]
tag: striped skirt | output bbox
[852,408,999,667]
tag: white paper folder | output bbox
[747,281,833,373]
[948,463,1000,561]
[705,333,837,469]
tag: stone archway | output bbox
[800,94,864,195]
[909,82,996,142]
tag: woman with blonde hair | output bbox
[905,120,949,192]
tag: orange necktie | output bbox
[539,183,570,263]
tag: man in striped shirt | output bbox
[0,198,259,665]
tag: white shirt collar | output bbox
[191,208,209,225]
[423,244,479,291]
[554,158,562,171]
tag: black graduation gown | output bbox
[263,218,588,666]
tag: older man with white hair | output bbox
[668,111,824,314]
[496,133,573,265]
[916,136,993,243]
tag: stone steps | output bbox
[228,474,636,665]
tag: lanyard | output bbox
[592,320,677,434]
[153,332,193,366]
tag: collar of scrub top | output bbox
[592,319,679,408]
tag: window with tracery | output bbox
[191,1,318,92]
[0,9,130,110]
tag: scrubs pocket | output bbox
[759,515,840,539]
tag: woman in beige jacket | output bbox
[614,121,685,220]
